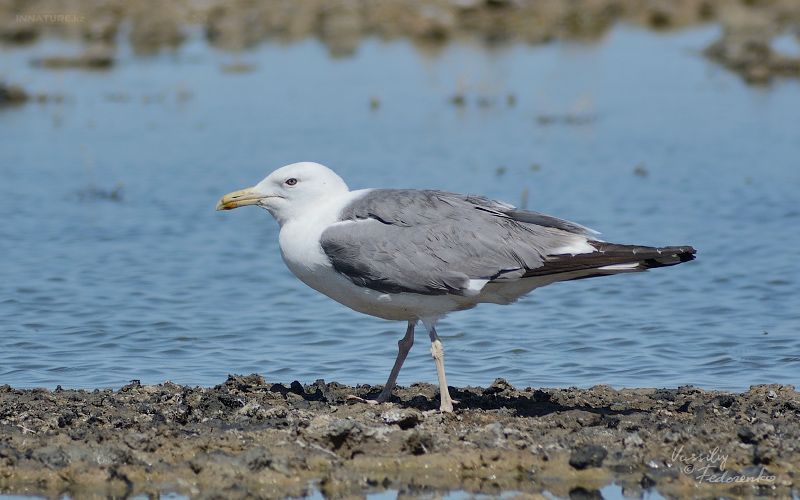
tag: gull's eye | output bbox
[285,178,298,186]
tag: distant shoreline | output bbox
[1,375,795,499]
[2,0,799,83]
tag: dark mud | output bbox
[2,0,800,82]
[704,4,800,84]
[0,81,28,106]
[1,376,798,500]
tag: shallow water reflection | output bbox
[0,484,670,500]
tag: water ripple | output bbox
[1,27,798,392]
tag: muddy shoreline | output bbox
[1,375,797,499]
[2,0,800,83]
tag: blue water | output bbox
[1,25,799,393]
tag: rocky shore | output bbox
[1,0,800,83]
[1,375,797,499]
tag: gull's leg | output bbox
[375,321,415,403]
[423,321,454,413]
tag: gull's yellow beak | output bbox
[215,187,262,211]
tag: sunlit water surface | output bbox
[1,25,799,393]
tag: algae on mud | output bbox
[1,375,797,500]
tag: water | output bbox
[1,25,799,393]
[0,484,671,500]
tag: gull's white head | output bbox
[216,162,350,226]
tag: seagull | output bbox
[216,162,695,412]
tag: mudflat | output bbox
[2,0,800,83]
[1,375,796,499]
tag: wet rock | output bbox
[122,432,158,452]
[28,446,69,469]
[31,44,115,69]
[569,444,608,470]
[753,445,777,465]
[712,394,736,408]
[473,422,507,449]
[569,487,603,500]
[415,5,456,41]
[217,393,246,409]
[319,418,363,457]
[189,449,236,475]
[320,0,363,57]
[0,0,793,84]
[704,4,800,84]
[381,408,422,429]
[0,442,20,467]
[82,13,120,41]
[223,373,266,392]
[623,433,644,448]
[128,1,185,53]
[643,459,680,481]
[0,20,39,43]
[649,389,677,402]
[0,377,799,498]
[0,82,29,105]
[737,423,774,443]
[485,378,515,395]
[404,429,434,455]
[236,446,288,474]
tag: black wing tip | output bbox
[641,245,697,269]
[679,246,697,262]
[583,242,697,270]
[666,245,697,261]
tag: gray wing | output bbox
[319,189,604,296]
